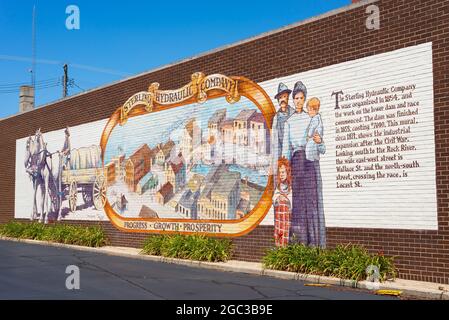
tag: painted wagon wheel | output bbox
[68,180,78,212]
[93,174,106,210]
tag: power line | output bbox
[0,78,60,88]
[0,77,87,95]
[0,87,57,94]
[0,67,93,97]
[67,78,86,93]
[0,77,60,88]
[0,78,60,94]
[0,85,59,94]
[0,84,60,93]
[70,81,85,92]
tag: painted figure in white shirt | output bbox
[305,98,324,162]
[281,81,326,247]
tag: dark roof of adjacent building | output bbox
[179,189,200,209]
[208,109,226,126]
[157,182,173,198]
[235,109,256,122]
[249,112,266,124]
[200,164,224,199]
[139,205,159,218]
[199,164,241,199]
[155,140,175,157]
[128,144,153,166]
[169,161,184,174]
[212,172,240,197]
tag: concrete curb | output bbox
[1,236,448,300]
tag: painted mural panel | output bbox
[98,74,275,236]
[15,43,438,243]
[16,119,109,222]
[260,42,437,232]
[104,96,270,221]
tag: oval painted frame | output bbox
[100,74,275,237]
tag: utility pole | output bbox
[63,64,68,98]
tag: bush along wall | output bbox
[0,221,108,247]
[141,234,233,262]
[263,243,396,282]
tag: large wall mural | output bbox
[15,43,438,246]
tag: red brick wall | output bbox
[1,0,449,283]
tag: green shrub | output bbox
[141,234,166,255]
[0,221,28,238]
[141,234,233,262]
[20,222,46,240]
[0,221,108,247]
[263,243,396,282]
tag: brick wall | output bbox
[1,0,449,283]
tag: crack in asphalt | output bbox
[207,279,327,300]
[72,253,166,299]
[208,279,270,299]
[10,255,102,272]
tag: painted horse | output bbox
[24,129,63,223]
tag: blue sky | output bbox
[0,0,350,119]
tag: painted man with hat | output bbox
[271,82,294,184]
[61,126,71,169]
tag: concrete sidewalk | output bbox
[1,236,448,300]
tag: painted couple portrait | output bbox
[271,81,326,248]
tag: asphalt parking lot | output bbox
[0,240,396,300]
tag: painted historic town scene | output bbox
[103,96,270,221]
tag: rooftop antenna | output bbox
[31,5,36,90]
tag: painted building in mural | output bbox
[181,119,201,168]
[4,0,449,284]
[124,144,153,192]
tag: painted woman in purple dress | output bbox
[281,81,326,247]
